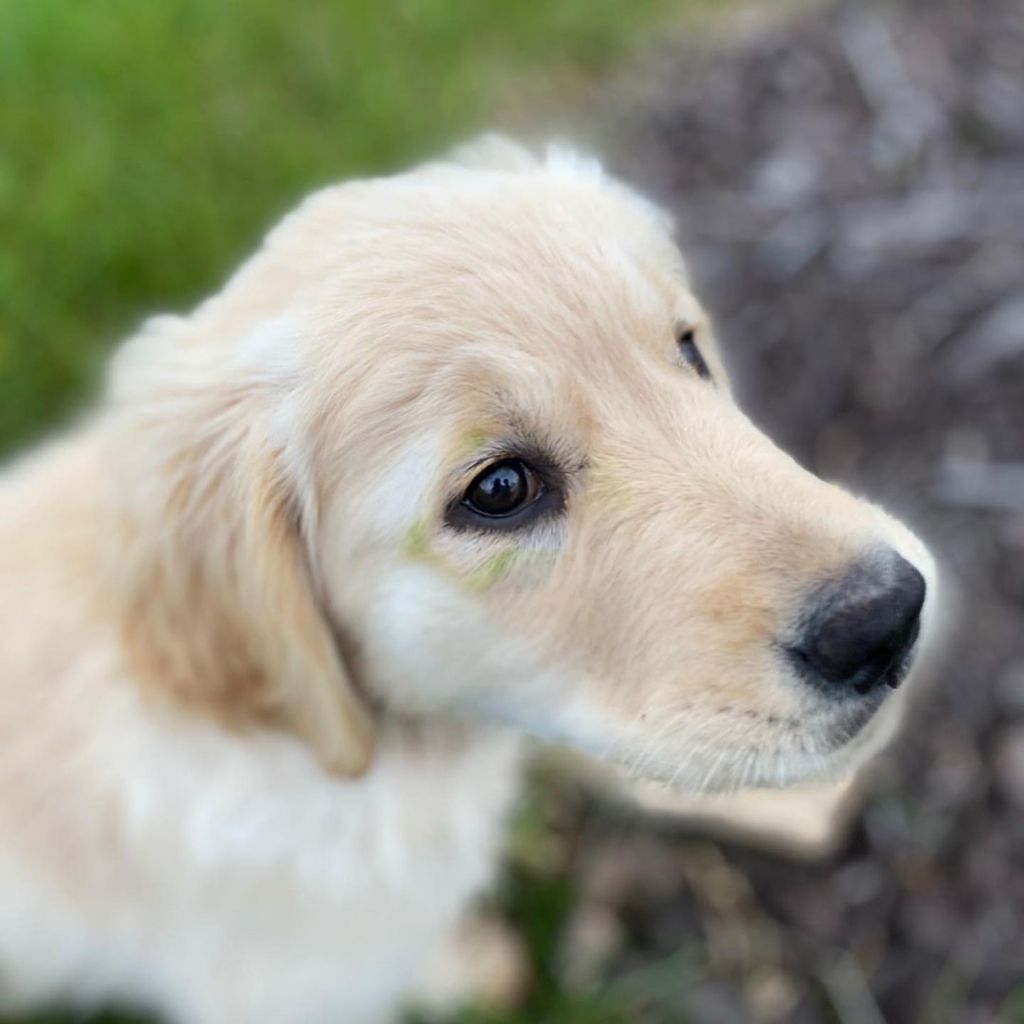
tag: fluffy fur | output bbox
[0,137,936,1023]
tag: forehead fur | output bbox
[192,144,698,364]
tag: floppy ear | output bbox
[109,318,375,776]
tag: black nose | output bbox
[789,550,926,697]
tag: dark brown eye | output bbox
[447,451,565,533]
[463,459,540,518]
[677,326,711,381]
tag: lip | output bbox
[822,693,887,749]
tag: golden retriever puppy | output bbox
[0,136,936,1023]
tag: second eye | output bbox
[677,327,712,381]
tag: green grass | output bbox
[0,1,707,1019]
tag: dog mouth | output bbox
[819,695,887,750]
[641,637,922,790]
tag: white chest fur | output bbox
[0,697,524,1024]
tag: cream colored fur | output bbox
[0,137,936,1023]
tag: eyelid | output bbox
[452,447,542,500]
[452,435,579,489]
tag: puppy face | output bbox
[119,139,936,791]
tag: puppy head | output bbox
[112,138,936,790]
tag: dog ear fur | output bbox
[109,318,375,777]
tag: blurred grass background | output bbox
[0,0,697,460]
[0,1,713,1022]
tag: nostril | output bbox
[789,550,926,697]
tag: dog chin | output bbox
[626,699,905,796]
[762,701,903,791]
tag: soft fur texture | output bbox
[0,137,936,1023]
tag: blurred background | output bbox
[1,0,1022,1021]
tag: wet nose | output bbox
[789,549,926,697]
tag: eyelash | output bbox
[677,326,712,381]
